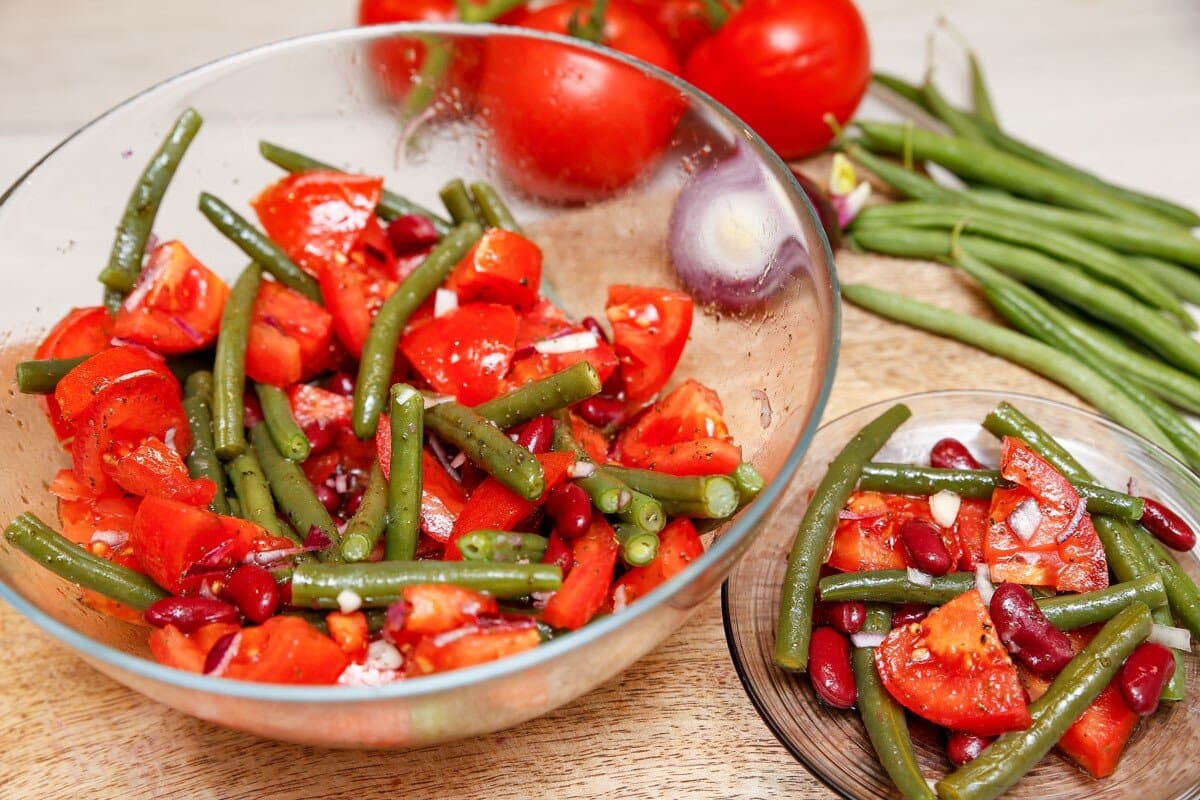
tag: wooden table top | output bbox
[1,1,1197,798]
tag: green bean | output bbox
[473,361,601,430]
[854,203,1188,325]
[855,121,1188,231]
[98,108,203,293]
[614,522,660,567]
[438,179,481,226]
[386,384,423,561]
[183,371,229,514]
[980,402,1085,479]
[225,445,288,541]
[967,51,998,126]
[250,423,340,559]
[852,605,936,800]
[843,143,959,205]
[103,286,124,316]
[840,285,1168,444]
[937,603,1152,800]
[1038,574,1168,630]
[425,401,545,501]
[820,570,975,605]
[290,560,563,608]
[15,355,88,394]
[352,222,482,438]
[601,465,739,519]
[1135,255,1200,304]
[614,489,666,533]
[198,192,321,302]
[469,181,522,233]
[774,403,911,672]
[923,81,986,142]
[858,463,1145,520]
[4,513,168,610]
[339,464,388,562]
[257,140,451,232]
[871,73,934,113]
[456,530,548,563]
[550,411,631,513]
[212,263,261,459]
[731,462,765,506]
[1133,532,1200,639]
[253,383,310,462]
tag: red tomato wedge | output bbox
[113,241,229,354]
[53,345,174,426]
[245,281,334,387]
[954,498,991,572]
[1020,626,1139,778]
[875,590,1032,736]
[506,308,619,389]
[36,306,115,440]
[408,619,540,676]
[326,611,371,659]
[986,437,1108,593]
[609,517,704,607]
[614,379,741,475]
[541,515,620,630]
[224,615,350,684]
[400,303,518,405]
[318,216,403,357]
[132,497,240,593]
[569,413,610,464]
[445,229,542,310]
[605,284,693,404]
[375,416,472,541]
[112,437,217,506]
[252,170,383,278]
[827,492,962,574]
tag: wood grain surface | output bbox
[1,1,1197,799]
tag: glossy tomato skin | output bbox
[113,241,230,354]
[481,0,684,202]
[614,379,741,475]
[684,0,870,159]
[445,228,542,310]
[245,281,334,387]
[605,284,693,405]
[400,303,519,405]
[626,0,727,59]
[36,306,114,440]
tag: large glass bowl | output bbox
[0,24,838,747]
[725,390,1200,799]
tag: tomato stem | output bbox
[699,0,731,29]
[457,0,526,24]
[567,0,609,44]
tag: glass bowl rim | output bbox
[0,22,842,702]
[722,387,1199,799]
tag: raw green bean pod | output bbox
[386,384,424,561]
[473,361,601,430]
[339,464,389,563]
[966,51,998,126]
[456,530,549,563]
[212,263,261,459]
[922,80,986,142]
[254,383,310,462]
[775,403,911,672]
[290,560,563,608]
[439,179,482,226]
[353,222,482,438]
[98,108,203,293]
[15,356,88,394]
[183,371,230,514]
[425,401,545,501]
[4,513,168,611]
[251,424,341,560]
[870,73,934,113]
[469,181,522,232]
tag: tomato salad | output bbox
[6,108,762,686]
[774,400,1198,799]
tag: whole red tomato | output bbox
[479,0,684,202]
[625,0,728,60]
[684,0,870,159]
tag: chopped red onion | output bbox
[304,527,333,550]
[611,584,631,612]
[929,490,961,528]
[906,567,934,588]
[172,315,204,343]
[89,529,129,549]
[570,461,597,479]
[337,588,363,614]
[832,181,872,229]
[427,435,462,483]
[244,545,321,567]
[450,452,467,469]
[185,538,239,576]
[838,508,886,521]
[434,288,458,318]
[975,565,995,603]
[367,640,404,670]
[1057,498,1088,544]
[1007,497,1042,542]
[850,632,886,649]
[750,389,772,429]
[1149,623,1192,651]
[203,631,241,676]
[533,331,598,355]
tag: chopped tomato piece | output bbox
[408,620,540,675]
[374,417,469,541]
[609,517,704,608]
[400,303,518,405]
[614,379,741,475]
[224,616,350,684]
[986,437,1108,593]
[827,491,960,573]
[444,450,576,559]
[317,215,404,357]
[445,228,542,309]
[112,437,217,506]
[245,281,334,387]
[541,515,620,630]
[569,413,610,463]
[326,611,370,659]
[289,383,353,431]
[399,584,500,638]
[875,590,1031,736]
[149,621,243,673]
[35,306,115,440]
[252,170,383,277]
[505,307,619,389]
[112,241,230,354]
[131,497,239,593]
[53,345,174,427]
[955,498,990,571]
[605,284,693,404]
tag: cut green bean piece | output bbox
[387,384,423,561]
[225,445,288,541]
[251,424,340,560]
[439,179,481,226]
[98,108,203,293]
[937,603,1152,800]
[290,560,563,608]
[775,403,911,672]
[1038,574,1168,630]
[183,371,229,514]
[731,462,765,506]
[614,489,666,533]
[550,411,630,513]
[339,464,388,562]
[353,222,482,438]
[602,466,739,519]
[15,355,88,394]
[614,522,660,567]
[819,570,976,606]
[254,383,310,462]
[426,401,545,500]
[1134,532,1200,639]
[257,140,451,232]
[469,181,522,233]
[198,192,321,302]
[4,513,168,611]
[473,361,601,430]
[212,263,261,459]
[456,530,548,563]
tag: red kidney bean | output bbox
[386,213,441,254]
[946,731,994,766]
[203,631,241,675]
[243,394,264,428]
[342,487,366,517]
[600,367,625,400]
[1118,642,1177,716]
[892,603,930,628]
[545,482,592,539]
[807,626,857,709]
[580,316,610,344]
[1139,498,1197,551]
[223,564,280,624]
[900,519,954,577]
[819,600,866,635]
[515,416,555,454]
[930,437,984,470]
[303,419,338,457]
[143,596,240,633]
[315,483,340,515]
[543,531,574,577]
[326,372,356,396]
[576,396,625,428]
[988,582,1074,677]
